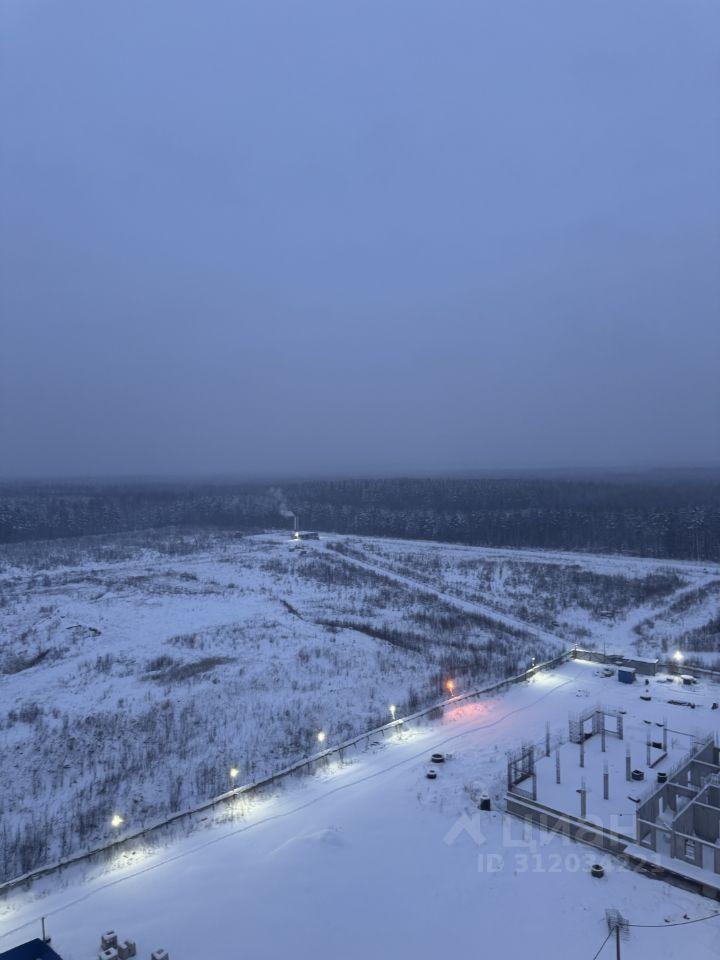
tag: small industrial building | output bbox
[0,941,64,960]
[621,656,659,676]
[571,649,658,676]
[291,517,319,540]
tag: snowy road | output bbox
[602,573,720,653]
[319,541,568,649]
[3,659,720,960]
[320,535,720,657]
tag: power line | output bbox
[590,928,614,959]
[591,909,720,957]
[628,911,720,928]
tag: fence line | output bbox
[571,648,720,682]
[0,650,572,898]
[6,644,715,898]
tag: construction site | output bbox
[506,666,720,900]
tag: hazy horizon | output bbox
[2,0,719,479]
[3,462,720,486]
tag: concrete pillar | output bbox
[650,826,658,851]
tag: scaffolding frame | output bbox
[568,703,624,744]
[507,742,536,799]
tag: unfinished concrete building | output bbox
[504,708,720,899]
[636,735,720,875]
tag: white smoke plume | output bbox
[268,487,295,521]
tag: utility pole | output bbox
[605,908,629,958]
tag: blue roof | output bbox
[0,940,64,960]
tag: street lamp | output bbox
[230,767,239,781]
[389,704,397,721]
[317,730,326,745]
[111,814,124,829]
[674,650,684,664]
[445,679,455,695]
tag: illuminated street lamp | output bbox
[673,650,684,664]
[230,767,239,781]
[317,730,326,745]
[111,814,124,829]
[445,679,455,695]
[389,704,397,721]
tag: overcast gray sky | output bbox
[1,0,719,478]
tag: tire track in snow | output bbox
[0,666,582,939]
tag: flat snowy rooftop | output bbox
[2,659,720,960]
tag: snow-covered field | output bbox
[329,536,720,654]
[0,529,718,887]
[2,658,720,960]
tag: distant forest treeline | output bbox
[1,475,719,561]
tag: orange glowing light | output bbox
[446,680,455,694]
